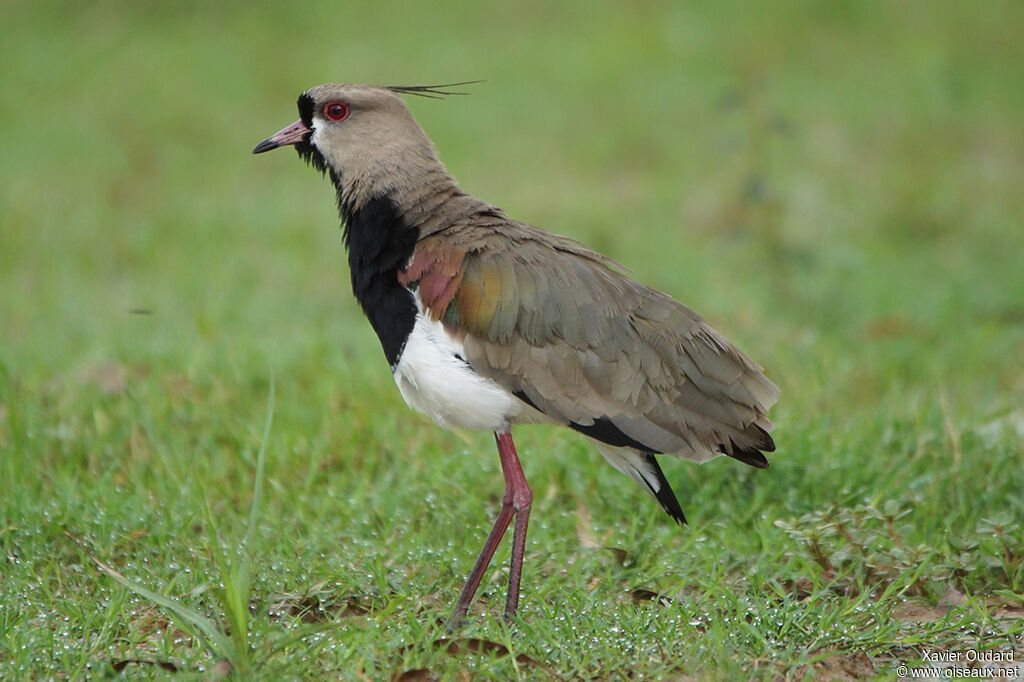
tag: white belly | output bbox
[393,308,522,432]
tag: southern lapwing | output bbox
[253,83,779,625]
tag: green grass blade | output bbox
[244,373,275,553]
[65,531,236,664]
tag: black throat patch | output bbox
[293,92,329,175]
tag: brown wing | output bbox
[401,223,779,465]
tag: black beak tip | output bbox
[252,138,279,155]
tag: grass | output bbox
[2,0,1024,679]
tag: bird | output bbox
[253,82,779,626]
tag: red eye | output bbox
[323,101,350,122]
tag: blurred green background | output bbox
[2,0,1023,678]
[3,0,1023,384]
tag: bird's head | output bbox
[253,82,478,211]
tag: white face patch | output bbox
[392,294,522,432]
[309,118,323,146]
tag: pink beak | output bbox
[252,119,312,154]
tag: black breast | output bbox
[341,194,419,368]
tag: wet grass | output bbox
[2,0,1024,679]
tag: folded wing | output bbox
[401,222,780,469]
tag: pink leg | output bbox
[448,430,533,628]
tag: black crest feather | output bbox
[387,81,484,99]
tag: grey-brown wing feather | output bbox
[450,226,780,464]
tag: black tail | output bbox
[643,454,687,525]
[724,427,775,469]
